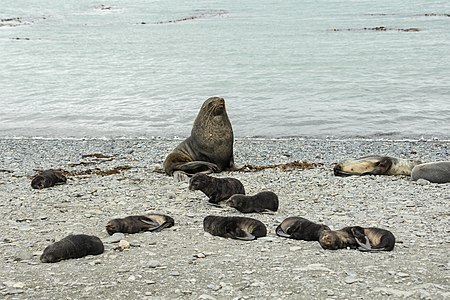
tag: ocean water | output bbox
[1,0,449,139]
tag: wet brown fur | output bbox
[40,234,104,263]
[189,173,245,204]
[163,97,237,177]
[318,227,358,250]
[203,215,267,241]
[106,214,174,235]
[226,191,278,213]
[276,217,330,241]
[31,169,67,189]
[334,155,421,176]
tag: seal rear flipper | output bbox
[147,222,171,232]
[355,236,372,251]
[275,226,291,238]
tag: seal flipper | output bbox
[275,226,291,238]
[232,228,256,241]
[355,236,372,251]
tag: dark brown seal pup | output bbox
[276,217,330,241]
[189,173,245,204]
[226,191,278,213]
[411,161,450,183]
[31,169,67,189]
[106,214,175,235]
[203,215,267,241]
[40,234,104,263]
[163,97,238,180]
[334,155,421,176]
[350,226,396,251]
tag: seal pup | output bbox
[203,215,267,241]
[106,214,175,235]
[163,97,238,181]
[318,227,359,250]
[411,161,450,183]
[189,173,245,204]
[31,169,67,189]
[276,217,330,241]
[40,234,104,263]
[350,226,396,252]
[334,155,421,176]
[226,191,279,213]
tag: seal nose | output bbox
[333,165,341,176]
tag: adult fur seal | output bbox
[106,214,175,235]
[203,215,267,241]
[31,169,67,189]
[350,226,396,251]
[334,155,421,176]
[227,191,279,213]
[163,97,237,180]
[189,173,245,204]
[276,217,330,241]
[411,161,450,183]
[40,234,104,263]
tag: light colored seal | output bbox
[203,215,267,241]
[334,155,421,176]
[163,97,238,180]
[411,161,450,183]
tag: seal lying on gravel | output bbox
[189,173,245,204]
[276,217,330,241]
[350,226,396,251]
[334,155,421,176]
[106,214,175,235]
[163,97,238,181]
[319,226,395,251]
[203,215,267,241]
[318,227,359,250]
[40,234,104,263]
[226,191,279,213]
[31,169,67,189]
[411,161,450,183]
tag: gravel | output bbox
[0,137,449,299]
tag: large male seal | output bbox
[203,215,267,241]
[276,216,330,241]
[227,191,279,213]
[163,97,237,180]
[411,161,450,183]
[334,155,421,176]
[40,234,104,263]
[31,169,67,189]
[106,214,175,235]
[189,173,245,204]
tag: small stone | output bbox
[194,253,206,258]
[148,260,160,268]
[207,284,221,291]
[416,179,430,185]
[128,275,136,281]
[170,271,181,276]
[345,276,359,284]
[104,233,125,243]
[199,294,217,300]
[289,246,302,251]
[397,272,410,277]
[117,240,130,250]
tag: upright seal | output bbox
[334,155,421,176]
[189,173,245,204]
[163,97,237,180]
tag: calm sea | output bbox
[1,0,449,139]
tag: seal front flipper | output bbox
[275,225,291,238]
[179,161,220,174]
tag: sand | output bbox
[0,137,449,299]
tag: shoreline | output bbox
[0,138,448,299]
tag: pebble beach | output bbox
[0,137,449,299]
